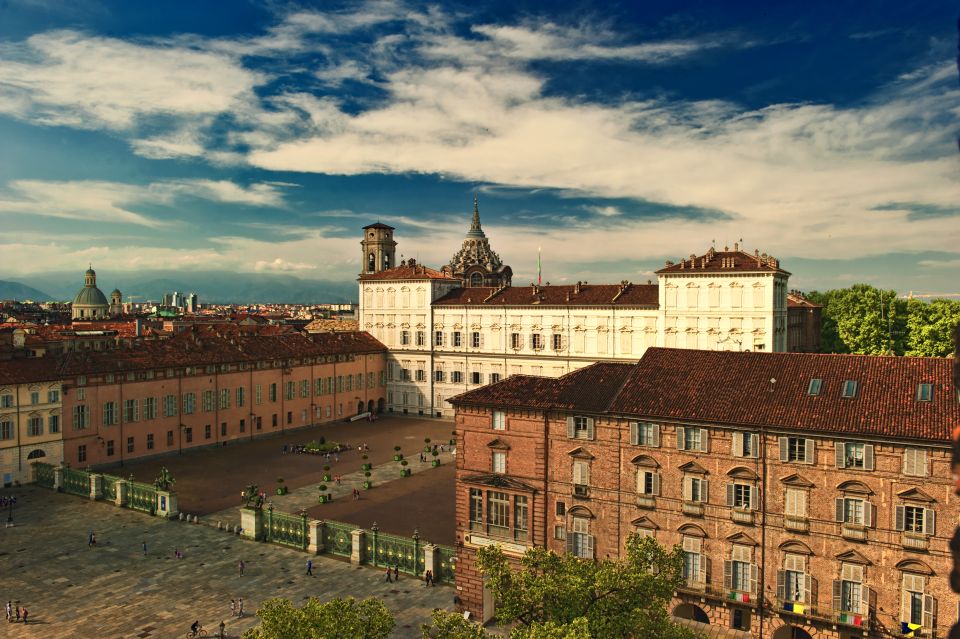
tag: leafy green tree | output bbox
[475,534,702,639]
[421,610,492,639]
[905,298,960,356]
[241,596,394,639]
[807,284,907,354]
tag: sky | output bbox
[0,0,957,295]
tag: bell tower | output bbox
[360,222,397,275]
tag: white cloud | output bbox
[253,257,316,272]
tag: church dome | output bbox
[72,265,111,320]
[73,285,109,307]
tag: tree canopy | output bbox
[472,534,702,639]
[241,596,394,639]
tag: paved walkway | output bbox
[0,486,453,639]
[197,447,456,534]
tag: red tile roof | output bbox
[656,246,790,275]
[433,283,659,307]
[787,292,821,308]
[358,263,454,281]
[451,348,958,444]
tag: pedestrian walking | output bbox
[385,567,393,583]
[230,599,236,617]
[20,608,27,625]
[238,598,244,617]
[5,600,11,622]
[334,453,340,462]
[424,569,434,586]
[142,540,147,555]
[393,565,399,581]
[219,620,226,639]
[88,531,96,547]
[306,559,313,576]
[238,559,245,576]
[174,547,182,559]
[364,443,369,451]
[15,605,20,622]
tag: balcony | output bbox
[730,508,754,525]
[573,484,590,499]
[901,531,930,551]
[682,501,705,517]
[841,523,868,542]
[636,494,656,509]
[783,514,809,533]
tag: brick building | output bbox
[450,348,958,639]
[1,326,387,475]
[788,292,822,353]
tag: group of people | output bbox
[383,567,435,586]
[190,618,227,638]
[5,601,28,624]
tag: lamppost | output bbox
[2,495,16,527]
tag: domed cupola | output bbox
[445,196,513,288]
[72,265,111,321]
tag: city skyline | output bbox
[0,0,958,294]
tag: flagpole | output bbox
[537,247,542,286]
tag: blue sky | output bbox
[0,0,957,294]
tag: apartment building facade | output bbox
[0,359,64,485]
[359,215,791,419]
[449,348,958,639]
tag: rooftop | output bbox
[656,244,790,276]
[358,259,455,282]
[433,282,658,307]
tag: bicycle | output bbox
[186,627,208,638]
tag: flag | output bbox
[728,592,750,603]
[537,247,542,286]
[782,602,805,614]
[901,621,922,637]
[839,612,863,626]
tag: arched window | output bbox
[383,253,391,270]
[470,273,483,287]
[27,449,46,459]
[367,252,376,272]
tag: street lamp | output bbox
[2,495,17,527]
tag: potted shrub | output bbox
[393,445,403,461]
[276,478,287,495]
[363,471,373,489]
[361,454,371,471]
[322,465,332,482]
[431,450,440,467]
[449,430,457,446]
[400,459,410,477]
[318,484,329,503]
[424,437,432,453]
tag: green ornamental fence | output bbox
[127,481,156,514]
[32,462,55,488]
[324,520,355,558]
[436,545,457,583]
[369,529,422,575]
[101,474,123,501]
[62,467,90,496]
[265,508,308,549]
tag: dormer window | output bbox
[807,378,822,396]
[916,383,933,402]
[841,380,858,398]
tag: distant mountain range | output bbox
[0,270,359,305]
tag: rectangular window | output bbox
[781,436,813,463]
[434,331,444,347]
[236,387,245,407]
[840,580,862,613]
[731,483,753,509]
[400,330,410,345]
[841,380,858,398]
[469,488,483,531]
[184,427,193,443]
[492,451,506,474]
[916,383,933,402]
[0,394,13,408]
[632,422,659,447]
[27,416,43,436]
[784,488,807,517]
[434,369,444,382]
[78,444,86,463]
[573,416,591,440]
[144,397,157,420]
[48,389,60,403]
[102,401,117,426]
[556,501,566,516]
[492,410,505,431]
[415,369,426,382]
[686,476,707,503]
[731,560,751,592]
[48,414,60,434]
[903,448,928,477]
[510,333,521,349]
[471,332,481,348]
[682,538,702,585]
[453,331,462,347]
[637,470,658,495]
[451,371,463,383]
[256,384,263,405]
[554,526,565,540]
[844,443,865,469]
[73,405,89,430]
[285,381,295,400]
[416,331,425,347]
[220,388,230,409]
[286,411,292,425]
[471,371,482,384]
[167,430,174,446]
[124,399,138,423]
[182,393,196,415]
[221,422,227,436]
[29,391,39,405]
[572,460,590,487]
[269,384,277,402]
[531,333,543,350]
[239,419,246,433]
[146,433,154,450]
[205,424,211,439]
[489,373,501,384]
[163,395,177,417]
[514,495,528,542]
[733,432,757,457]
[553,334,563,350]
[570,517,592,559]
[684,427,702,451]
[0,420,13,440]
[127,436,134,453]
[808,378,822,396]
[843,498,864,525]
[487,491,509,536]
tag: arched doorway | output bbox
[367,399,374,413]
[357,401,365,415]
[773,626,813,639]
[673,603,709,624]
[27,449,46,459]
[377,398,385,413]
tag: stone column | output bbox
[423,543,438,580]
[53,465,64,491]
[156,490,179,519]
[351,529,366,565]
[89,473,103,501]
[115,480,127,507]
[307,520,325,555]
[240,507,263,541]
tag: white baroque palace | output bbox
[358,207,789,418]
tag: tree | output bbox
[807,284,907,354]
[905,298,960,356]
[241,596,394,639]
[475,534,702,639]
[421,610,492,639]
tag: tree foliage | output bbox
[806,285,960,356]
[474,534,702,639]
[421,610,492,639]
[241,596,394,639]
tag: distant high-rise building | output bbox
[187,293,198,313]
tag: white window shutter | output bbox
[895,505,905,531]
[924,508,936,536]
[835,441,845,468]
[651,424,660,447]
[919,450,928,477]
[903,449,914,475]
[683,477,692,501]
[676,426,685,450]
[586,417,595,440]
[835,498,845,522]
[864,444,874,471]
[726,483,735,507]
[652,472,660,497]
[864,501,874,528]
[749,486,759,511]
[583,463,590,485]
[629,422,639,446]
[566,532,574,555]
[779,437,788,461]
[702,479,709,503]
[750,564,759,594]
[832,580,842,613]
[860,587,872,617]
[698,556,708,584]
[700,429,709,453]
[732,432,743,457]
[804,438,815,464]
[636,471,644,494]
[901,587,911,623]
[723,560,732,590]
[572,462,582,485]
[567,416,575,439]
[923,595,935,630]
[750,434,759,458]
[585,534,594,559]
[776,569,786,601]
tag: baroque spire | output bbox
[468,194,484,237]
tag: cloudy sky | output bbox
[0,0,957,294]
